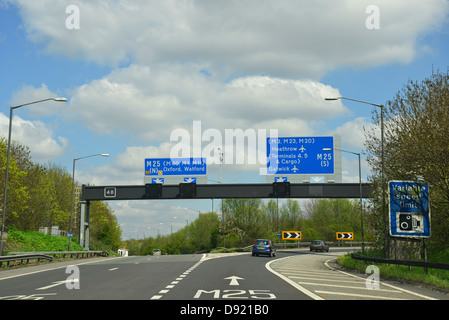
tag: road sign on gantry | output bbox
[145,158,206,176]
[266,136,334,175]
[389,181,430,238]
[144,157,207,184]
[282,231,301,240]
[336,232,354,240]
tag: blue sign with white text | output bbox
[266,137,334,175]
[145,158,206,176]
[389,181,430,238]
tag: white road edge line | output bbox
[266,256,325,300]
[0,256,124,281]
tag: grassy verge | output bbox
[4,227,85,252]
[336,252,449,291]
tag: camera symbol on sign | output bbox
[397,213,424,233]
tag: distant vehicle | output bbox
[310,240,329,252]
[252,239,276,257]
[152,249,161,255]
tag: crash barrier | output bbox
[196,242,371,254]
[1,251,109,268]
[0,254,54,268]
[274,241,370,248]
[351,253,449,273]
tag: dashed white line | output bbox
[149,254,206,300]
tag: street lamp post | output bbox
[323,147,364,253]
[325,96,385,256]
[1,97,67,256]
[69,153,109,250]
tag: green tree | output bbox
[89,201,122,250]
[0,138,30,230]
[222,199,269,245]
[279,199,304,231]
[303,199,363,241]
[365,69,449,251]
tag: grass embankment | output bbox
[4,227,85,253]
[337,250,449,291]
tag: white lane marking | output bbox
[324,259,437,300]
[0,256,124,281]
[266,257,325,300]
[108,267,119,271]
[149,254,207,300]
[36,279,79,291]
[314,290,406,300]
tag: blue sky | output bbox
[1,0,448,240]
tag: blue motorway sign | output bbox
[267,137,334,175]
[389,181,430,238]
[145,158,206,176]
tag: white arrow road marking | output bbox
[36,279,79,291]
[224,276,244,286]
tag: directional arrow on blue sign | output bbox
[267,136,334,175]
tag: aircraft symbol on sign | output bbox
[152,178,164,184]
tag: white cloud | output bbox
[66,64,347,143]
[11,0,449,78]
[331,117,374,151]
[0,113,68,162]
[9,83,67,117]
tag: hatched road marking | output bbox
[267,255,437,300]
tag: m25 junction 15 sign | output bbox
[266,136,334,175]
[389,180,430,238]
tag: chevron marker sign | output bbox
[336,232,354,240]
[282,231,302,240]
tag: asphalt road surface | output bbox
[1,248,448,316]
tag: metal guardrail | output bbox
[1,251,109,268]
[204,242,371,253]
[274,241,370,248]
[0,254,54,268]
[351,253,449,272]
